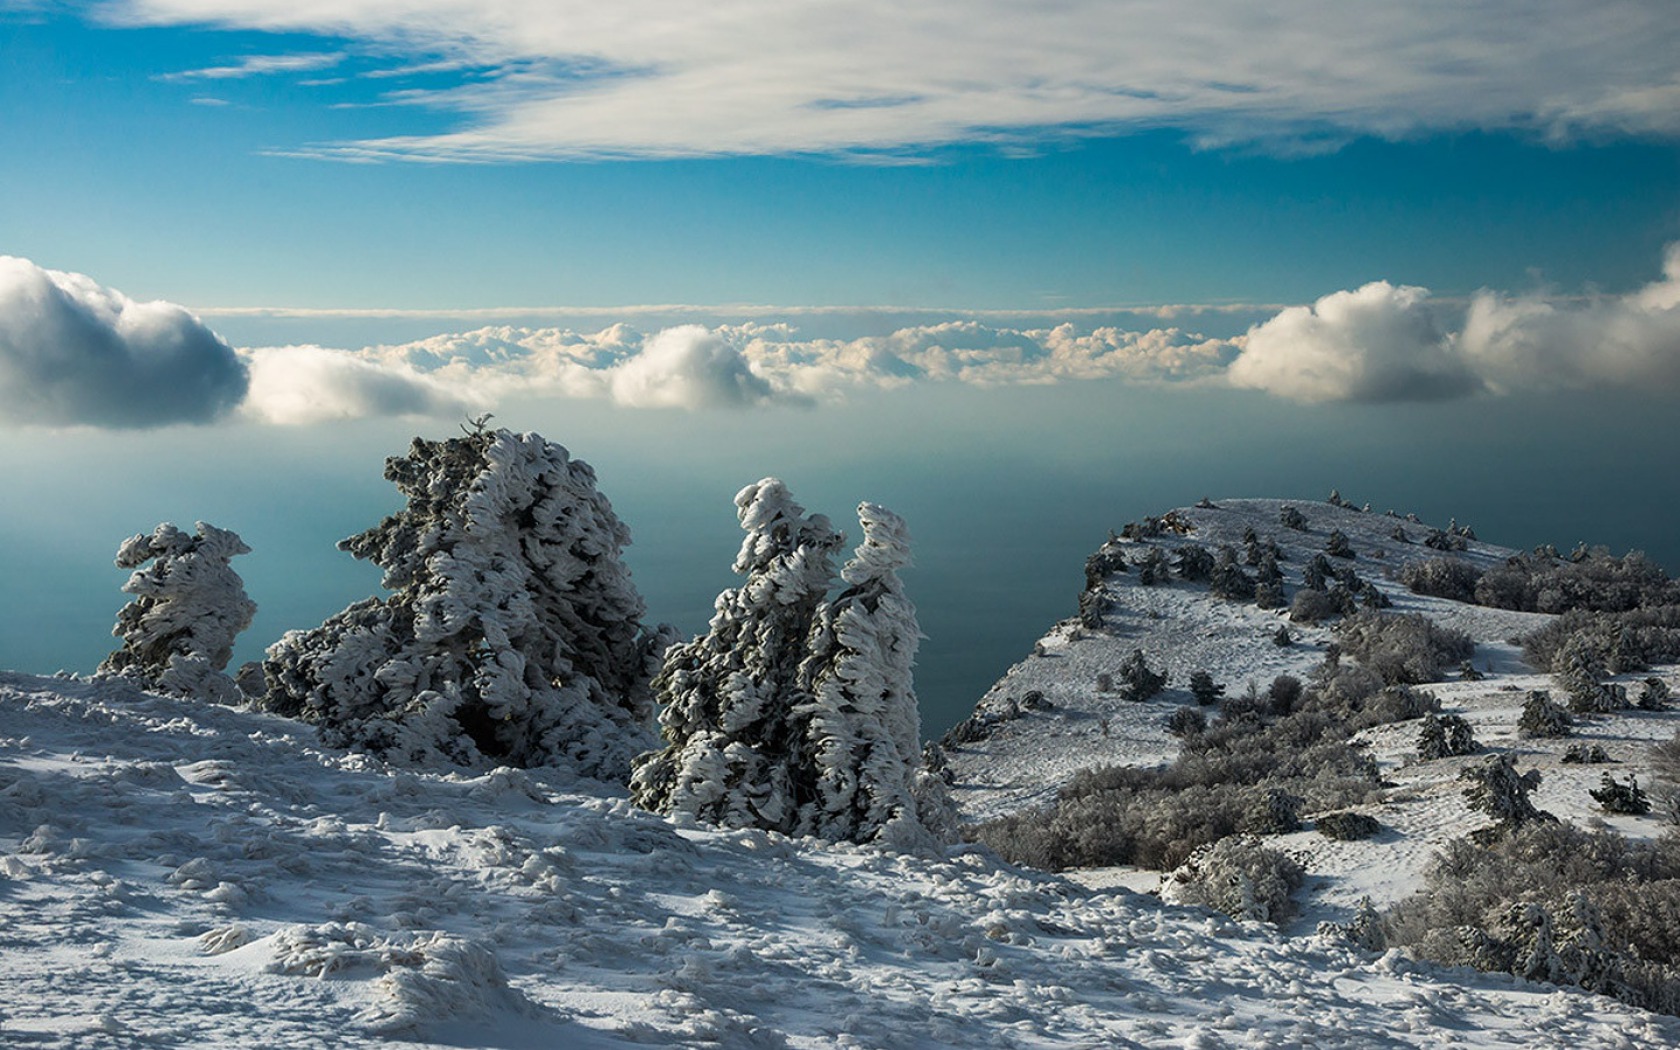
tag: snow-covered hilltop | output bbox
[5,670,1679,1048]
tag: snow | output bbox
[7,669,1680,1047]
[943,496,1680,934]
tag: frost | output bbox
[259,427,672,779]
[96,521,255,704]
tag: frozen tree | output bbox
[1553,636,1623,714]
[259,427,672,779]
[792,502,954,847]
[630,478,844,832]
[1188,669,1225,706]
[1460,755,1552,834]
[97,521,255,704]
[1279,505,1307,530]
[1325,529,1354,559]
[1416,712,1478,760]
[1116,649,1167,701]
[1590,774,1650,815]
[1517,691,1574,738]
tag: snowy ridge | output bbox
[6,670,1680,1047]
[943,496,1680,924]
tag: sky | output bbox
[3,1,1680,730]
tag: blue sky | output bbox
[4,1,1680,727]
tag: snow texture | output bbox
[631,478,844,832]
[6,669,1680,1048]
[260,427,671,780]
[796,502,955,848]
[95,521,255,705]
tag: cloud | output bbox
[0,256,249,428]
[1227,282,1482,403]
[1229,244,1680,403]
[103,1,1680,159]
[160,52,342,81]
[606,325,783,409]
[239,345,479,424]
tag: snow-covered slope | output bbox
[7,670,1680,1048]
[943,496,1680,927]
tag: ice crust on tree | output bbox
[796,502,955,848]
[96,521,255,704]
[631,478,844,831]
[260,427,672,779]
[632,483,952,848]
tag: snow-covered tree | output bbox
[97,521,255,704]
[1461,755,1551,833]
[792,502,954,847]
[630,478,844,831]
[1417,712,1478,760]
[259,427,672,779]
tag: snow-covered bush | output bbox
[1316,811,1380,841]
[1279,505,1307,530]
[1115,649,1166,702]
[1172,544,1214,582]
[1386,823,1680,1016]
[259,427,671,779]
[1083,542,1127,588]
[1399,556,1482,602]
[1517,691,1574,738]
[1134,547,1171,586]
[1334,610,1473,685]
[1325,529,1353,559]
[1552,635,1624,714]
[631,478,842,831]
[1188,670,1224,706]
[1416,712,1478,760]
[1460,754,1551,835]
[1160,837,1304,924]
[97,521,255,704]
[1288,588,1340,624]
[1590,774,1650,815]
[1563,744,1612,765]
[1164,706,1207,738]
[1207,548,1255,601]
[1240,787,1302,834]
[1638,677,1672,711]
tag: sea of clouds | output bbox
[2,247,1679,429]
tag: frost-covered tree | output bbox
[630,478,844,832]
[97,521,255,704]
[1188,670,1225,706]
[1279,505,1307,530]
[1517,691,1574,738]
[1325,529,1354,559]
[1553,636,1623,714]
[791,503,954,847]
[1417,712,1478,760]
[1590,774,1650,815]
[1116,649,1167,702]
[259,427,672,779]
[1461,755,1552,834]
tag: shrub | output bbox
[1416,712,1478,760]
[1290,588,1340,624]
[1117,650,1167,702]
[1240,787,1302,834]
[1208,551,1256,601]
[1279,505,1307,530]
[1425,528,1468,552]
[1316,811,1381,841]
[1653,731,1680,782]
[1272,624,1293,647]
[1399,556,1482,602]
[1590,774,1650,815]
[1460,754,1551,833]
[1188,670,1225,706]
[1173,545,1215,582]
[1160,837,1305,924]
[1135,547,1171,586]
[1334,610,1474,685]
[1084,543,1127,588]
[1639,677,1672,711]
[1165,706,1207,738]
[1517,691,1573,738]
[1325,530,1354,559]
[1268,674,1304,714]
[1562,744,1612,765]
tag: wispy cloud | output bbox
[0,257,248,428]
[107,1,1680,159]
[160,51,343,82]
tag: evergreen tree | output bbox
[793,503,953,847]
[1325,529,1354,559]
[1417,712,1478,759]
[1461,755,1552,834]
[1188,670,1225,706]
[1517,691,1574,738]
[97,521,255,704]
[1116,649,1167,702]
[261,427,670,778]
[630,479,843,831]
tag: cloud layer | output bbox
[7,247,1680,428]
[110,1,1680,159]
[1227,246,1680,403]
[0,256,249,428]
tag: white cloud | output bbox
[606,325,783,409]
[1227,282,1482,403]
[1229,244,1680,403]
[161,51,342,81]
[239,344,479,424]
[0,256,249,428]
[106,1,1680,159]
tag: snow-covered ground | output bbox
[7,670,1680,1048]
[944,497,1680,931]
